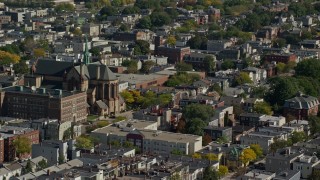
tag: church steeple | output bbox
[83,34,90,65]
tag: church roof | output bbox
[35,60,74,76]
[75,63,117,81]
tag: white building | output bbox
[293,155,320,179]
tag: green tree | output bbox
[54,3,75,13]
[122,6,140,14]
[250,144,263,158]
[122,60,138,73]
[253,101,272,115]
[99,6,118,17]
[295,58,320,80]
[182,104,215,122]
[23,160,32,174]
[150,12,172,27]
[204,153,218,161]
[203,166,219,180]
[192,153,202,159]
[136,16,152,29]
[120,90,135,104]
[217,135,229,144]
[187,35,207,50]
[221,60,235,70]
[75,136,93,149]
[123,141,134,148]
[171,149,183,155]
[59,154,65,164]
[89,47,100,56]
[309,116,320,135]
[12,136,31,159]
[38,159,47,170]
[13,61,29,74]
[291,131,307,144]
[273,38,287,48]
[170,172,181,180]
[134,40,150,55]
[175,62,193,71]
[266,76,300,105]
[186,118,206,136]
[235,72,253,85]
[276,62,286,74]
[270,139,291,153]
[141,60,155,74]
[158,93,172,107]
[204,56,216,73]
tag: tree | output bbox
[218,165,228,177]
[187,35,207,50]
[273,38,287,48]
[165,72,201,87]
[75,136,93,149]
[250,144,263,158]
[120,90,135,104]
[221,60,235,70]
[270,139,291,153]
[203,166,219,180]
[183,104,215,122]
[63,127,72,140]
[171,149,183,155]
[72,28,82,36]
[167,35,176,46]
[13,61,29,74]
[136,16,152,29]
[141,60,155,74]
[122,6,140,14]
[97,121,109,128]
[158,93,172,107]
[54,3,75,13]
[12,136,31,159]
[309,116,320,135]
[203,134,212,146]
[192,153,202,159]
[176,118,186,133]
[276,62,286,74]
[122,60,138,73]
[186,118,206,136]
[266,77,300,105]
[295,58,320,80]
[217,135,229,144]
[123,141,134,148]
[235,72,253,85]
[175,62,193,71]
[89,47,100,56]
[291,131,307,144]
[99,6,118,17]
[150,12,172,27]
[23,160,32,174]
[170,172,181,180]
[204,56,216,73]
[239,148,257,167]
[0,50,20,65]
[134,40,150,55]
[38,159,47,170]
[253,101,272,115]
[204,153,218,161]
[59,154,65,164]
[33,48,45,58]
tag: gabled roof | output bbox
[35,59,74,76]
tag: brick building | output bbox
[283,93,319,120]
[0,86,87,123]
[264,53,297,64]
[155,46,190,64]
[0,126,39,162]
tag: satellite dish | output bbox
[31,86,36,92]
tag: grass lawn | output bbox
[87,115,99,122]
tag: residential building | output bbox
[32,140,69,166]
[265,148,304,173]
[203,126,232,141]
[292,155,320,179]
[239,113,264,127]
[264,53,297,64]
[207,40,233,52]
[237,170,276,180]
[91,121,202,155]
[183,52,216,71]
[0,126,39,162]
[273,170,301,180]
[283,92,319,120]
[155,46,190,64]
[0,86,87,123]
[242,67,267,84]
[240,131,287,154]
[81,23,100,37]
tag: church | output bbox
[24,37,125,116]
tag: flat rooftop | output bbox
[2,86,84,98]
[114,73,168,85]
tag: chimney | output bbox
[96,65,100,80]
[47,169,50,176]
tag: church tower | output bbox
[83,35,91,65]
